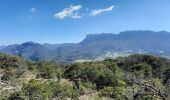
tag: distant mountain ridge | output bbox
[1,30,170,62]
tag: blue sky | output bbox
[0,0,170,45]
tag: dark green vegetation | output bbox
[0,53,170,100]
[1,30,170,62]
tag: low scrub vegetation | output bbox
[0,53,170,100]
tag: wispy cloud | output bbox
[30,8,36,13]
[90,5,114,16]
[54,4,82,19]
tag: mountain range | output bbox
[1,30,170,62]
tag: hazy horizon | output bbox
[0,30,169,45]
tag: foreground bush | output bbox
[0,54,169,100]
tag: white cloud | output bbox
[54,5,82,19]
[30,8,36,13]
[90,5,114,16]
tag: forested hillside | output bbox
[0,53,170,100]
[1,31,170,62]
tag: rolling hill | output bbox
[1,30,170,62]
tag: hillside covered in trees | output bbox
[1,31,170,62]
[0,53,170,100]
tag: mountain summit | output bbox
[1,30,170,62]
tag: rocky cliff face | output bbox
[1,30,170,62]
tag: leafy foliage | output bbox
[0,53,170,100]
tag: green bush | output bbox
[7,92,24,100]
[99,85,126,99]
